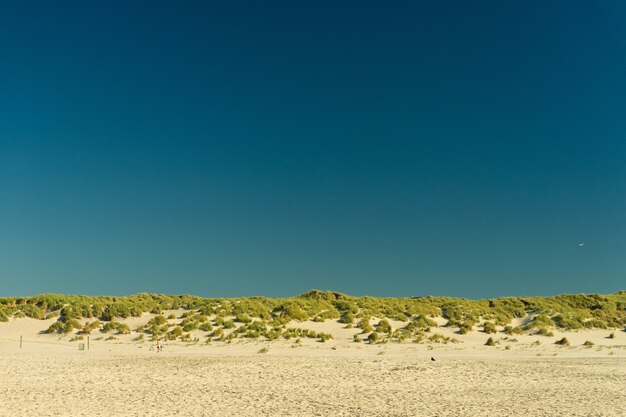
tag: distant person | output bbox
[158,339,164,353]
[156,338,161,353]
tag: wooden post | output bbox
[87,336,90,350]
[20,335,22,349]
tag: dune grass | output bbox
[1,290,625,343]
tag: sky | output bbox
[1,1,625,298]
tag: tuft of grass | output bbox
[258,347,269,354]
[482,322,497,334]
[583,340,594,347]
[376,319,392,334]
[318,333,333,343]
[339,311,355,324]
[358,318,373,333]
[428,333,456,344]
[485,337,496,346]
[536,327,554,337]
[555,337,570,346]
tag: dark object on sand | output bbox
[431,357,435,361]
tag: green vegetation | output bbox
[485,337,496,346]
[357,317,373,333]
[583,340,594,347]
[79,321,101,334]
[536,327,554,337]
[555,337,570,346]
[428,333,458,344]
[503,325,523,335]
[376,319,392,334]
[482,322,497,334]
[1,290,625,344]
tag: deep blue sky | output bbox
[1,1,625,298]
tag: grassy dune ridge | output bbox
[1,290,625,343]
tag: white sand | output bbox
[1,316,625,416]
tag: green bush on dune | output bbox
[482,322,497,334]
[555,337,570,346]
[339,311,355,324]
[367,332,379,344]
[376,319,392,334]
[357,317,373,333]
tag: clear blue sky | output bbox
[1,1,625,298]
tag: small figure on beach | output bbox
[159,339,164,353]
[156,339,162,353]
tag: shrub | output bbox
[44,311,61,320]
[149,315,167,326]
[555,337,570,346]
[458,324,470,335]
[198,322,213,332]
[315,310,340,321]
[116,323,131,334]
[368,332,379,343]
[482,322,497,334]
[536,327,554,337]
[167,326,183,340]
[428,333,455,344]
[353,334,360,343]
[43,321,62,334]
[79,321,101,334]
[413,315,437,328]
[404,316,437,332]
[318,333,332,342]
[339,312,355,324]
[608,332,615,339]
[182,322,197,332]
[485,337,496,346]
[266,328,281,340]
[63,319,82,334]
[376,319,392,334]
[583,340,594,347]
[358,318,373,333]
[100,322,118,333]
[504,325,523,335]
[21,304,45,320]
[235,314,252,324]
[258,347,269,354]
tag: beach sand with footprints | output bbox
[1,315,625,417]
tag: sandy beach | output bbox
[1,316,625,417]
